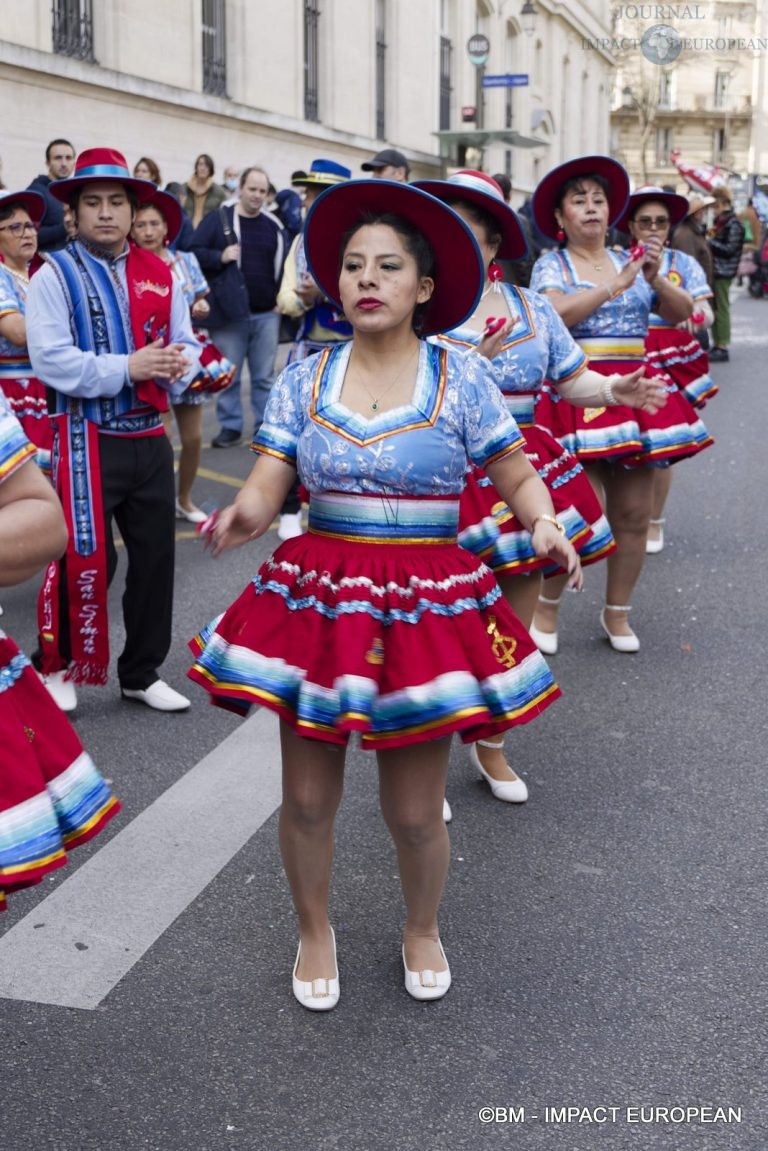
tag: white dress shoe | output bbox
[37,668,77,712]
[529,592,560,655]
[599,606,640,653]
[121,679,191,711]
[528,620,558,656]
[277,512,303,541]
[443,797,452,823]
[645,518,665,554]
[403,939,451,1001]
[175,499,208,525]
[292,928,340,1011]
[470,740,529,803]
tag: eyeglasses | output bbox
[0,221,38,237]
[634,216,670,230]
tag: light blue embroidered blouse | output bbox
[255,340,524,496]
[531,249,657,339]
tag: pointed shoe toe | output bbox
[599,608,640,653]
[469,743,529,803]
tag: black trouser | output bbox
[36,432,176,690]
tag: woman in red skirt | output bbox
[414,171,666,804]
[0,190,54,476]
[0,395,120,912]
[529,157,712,654]
[615,186,716,555]
[189,180,582,1009]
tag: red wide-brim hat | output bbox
[0,189,46,225]
[138,188,184,246]
[50,147,157,204]
[413,170,528,260]
[532,155,630,241]
[303,180,484,336]
[614,185,690,234]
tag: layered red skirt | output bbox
[0,631,120,911]
[533,338,713,466]
[457,394,614,575]
[189,493,561,749]
[0,377,54,477]
[645,324,717,409]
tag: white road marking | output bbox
[0,709,282,1010]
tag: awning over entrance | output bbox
[432,128,548,154]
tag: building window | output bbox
[375,0,386,140]
[52,0,94,62]
[439,35,452,130]
[202,0,227,96]
[713,127,727,163]
[656,127,673,165]
[659,70,673,109]
[714,70,729,110]
[304,0,320,122]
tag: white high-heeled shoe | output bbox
[470,740,529,803]
[646,518,665,554]
[528,593,560,655]
[403,939,452,1001]
[600,605,640,653]
[292,927,340,1011]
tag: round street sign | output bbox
[467,33,490,67]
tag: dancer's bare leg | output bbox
[279,721,346,980]
[378,738,451,974]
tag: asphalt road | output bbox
[1,295,766,1150]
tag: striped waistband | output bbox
[502,392,536,424]
[579,337,645,361]
[308,492,459,543]
[0,360,33,379]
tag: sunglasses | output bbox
[634,216,670,229]
[0,221,39,236]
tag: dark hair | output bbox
[194,153,215,177]
[134,157,161,184]
[628,197,668,224]
[555,172,611,210]
[164,181,185,202]
[339,211,435,332]
[0,200,34,224]
[447,197,502,250]
[240,166,270,189]
[492,173,512,202]
[46,138,75,163]
[69,184,139,213]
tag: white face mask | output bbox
[224,177,239,192]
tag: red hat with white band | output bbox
[413,170,529,260]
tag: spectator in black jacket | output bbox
[27,138,75,251]
[190,166,286,447]
[709,185,745,362]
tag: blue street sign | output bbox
[481,73,529,88]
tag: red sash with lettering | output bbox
[125,243,174,412]
[38,246,175,683]
[38,413,109,682]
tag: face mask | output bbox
[224,178,239,192]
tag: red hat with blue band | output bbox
[50,147,157,204]
[532,155,630,241]
[303,179,485,337]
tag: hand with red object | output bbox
[629,243,646,262]
[476,315,520,361]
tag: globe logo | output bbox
[641,23,682,65]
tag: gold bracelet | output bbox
[531,513,565,536]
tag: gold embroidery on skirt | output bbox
[486,616,518,668]
[583,407,607,423]
[24,726,35,742]
[365,638,385,665]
